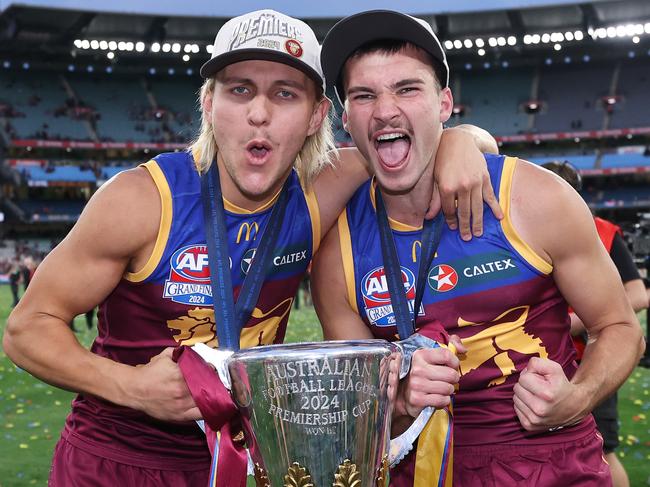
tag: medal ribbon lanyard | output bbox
[201,162,289,351]
[375,184,444,340]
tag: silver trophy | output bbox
[197,335,437,487]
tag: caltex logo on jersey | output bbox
[361,266,423,327]
[428,264,459,292]
[163,244,214,306]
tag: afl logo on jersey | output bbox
[361,266,422,327]
[171,245,211,282]
[163,244,224,306]
[428,264,458,292]
[361,266,416,304]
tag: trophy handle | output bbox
[388,334,455,467]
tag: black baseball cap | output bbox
[321,10,450,104]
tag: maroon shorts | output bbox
[453,430,612,487]
[48,435,210,487]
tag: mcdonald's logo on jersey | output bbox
[237,221,259,243]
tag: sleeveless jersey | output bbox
[64,151,320,469]
[338,154,596,481]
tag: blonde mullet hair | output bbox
[188,77,336,188]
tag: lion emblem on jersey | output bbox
[458,305,549,387]
[166,298,293,349]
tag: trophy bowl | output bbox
[228,340,398,487]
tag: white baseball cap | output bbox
[200,9,325,92]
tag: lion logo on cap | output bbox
[285,39,303,58]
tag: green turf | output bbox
[0,285,648,486]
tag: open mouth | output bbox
[246,140,272,161]
[374,132,411,168]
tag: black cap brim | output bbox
[321,10,448,104]
[200,48,324,91]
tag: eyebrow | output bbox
[220,77,307,91]
[347,78,426,96]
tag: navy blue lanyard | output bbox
[201,162,289,351]
[375,184,444,340]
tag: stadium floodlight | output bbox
[453,40,462,49]
[624,24,635,36]
[497,37,506,46]
[606,27,617,38]
[136,42,145,52]
[74,39,83,49]
[162,43,171,53]
[107,52,115,60]
[574,31,584,41]
[192,44,200,54]
[595,28,607,39]
[523,35,532,45]
[574,137,580,143]
[90,40,99,49]
[444,40,453,50]
[478,48,485,56]
[184,44,192,53]
[554,43,562,51]
[565,31,574,41]
[183,54,190,62]
[81,40,90,49]
[507,36,516,46]
[172,43,181,53]
[645,23,650,34]
[475,38,484,48]
[151,43,161,53]
[634,24,644,35]
[532,34,541,44]
[633,36,640,44]
[206,45,214,53]
[541,33,550,43]
[488,37,497,47]
[464,39,473,48]
[99,40,108,50]
[125,42,134,51]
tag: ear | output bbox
[307,97,331,137]
[342,110,349,133]
[201,88,214,124]
[439,87,454,124]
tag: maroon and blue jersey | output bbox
[338,154,596,459]
[64,151,320,469]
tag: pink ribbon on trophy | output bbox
[173,346,248,487]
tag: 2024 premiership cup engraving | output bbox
[228,341,397,487]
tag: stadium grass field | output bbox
[0,285,648,486]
